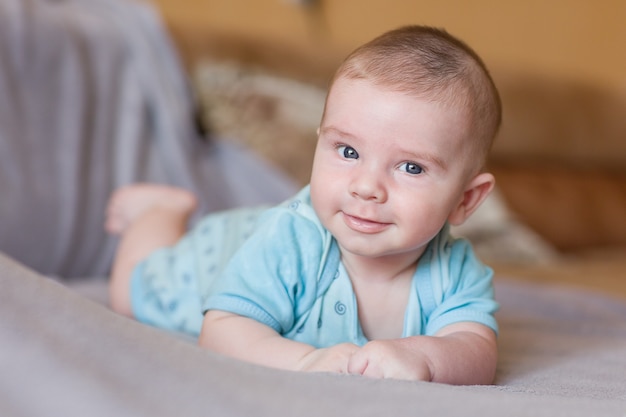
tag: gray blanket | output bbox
[1,252,625,416]
[0,0,296,279]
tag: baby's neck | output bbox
[341,251,420,340]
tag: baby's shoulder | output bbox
[258,186,326,237]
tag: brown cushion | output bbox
[490,163,626,251]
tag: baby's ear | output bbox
[447,172,495,226]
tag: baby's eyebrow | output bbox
[319,126,355,140]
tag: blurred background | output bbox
[1,0,624,291]
[154,0,626,90]
[152,0,626,257]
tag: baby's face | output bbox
[310,77,475,262]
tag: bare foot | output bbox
[105,183,198,235]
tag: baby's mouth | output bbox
[341,212,391,234]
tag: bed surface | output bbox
[2,253,625,417]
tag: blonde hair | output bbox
[328,25,501,167]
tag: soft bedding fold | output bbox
[1,253,625,417]
[0,0,296,280]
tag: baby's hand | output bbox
[296,343,360,374]
[347,338,432,381]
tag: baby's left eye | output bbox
[400,162,423,175]
[337,145,359,159]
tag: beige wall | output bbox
[153,0,626,91]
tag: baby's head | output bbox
[310,26,502,260]
[324,25,501,173]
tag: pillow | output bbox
[194,61,325,186]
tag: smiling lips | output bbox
[342,212,391,234]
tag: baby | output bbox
[106,25,502,384]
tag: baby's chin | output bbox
[336,237,427,262]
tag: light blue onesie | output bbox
[130,186,499,343]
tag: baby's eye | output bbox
[400,162,423,175]
[338,145,359,159]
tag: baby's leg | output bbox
[106,184,198,317]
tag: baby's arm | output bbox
[200,310,360,373]
[347,322,497,384]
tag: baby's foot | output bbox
[105,183,198,235]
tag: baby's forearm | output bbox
[416,326,497,385]
[200,311,360,374]
[200,310,317,371]
[347,322,497,384]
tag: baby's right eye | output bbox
[337,145,359,159]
